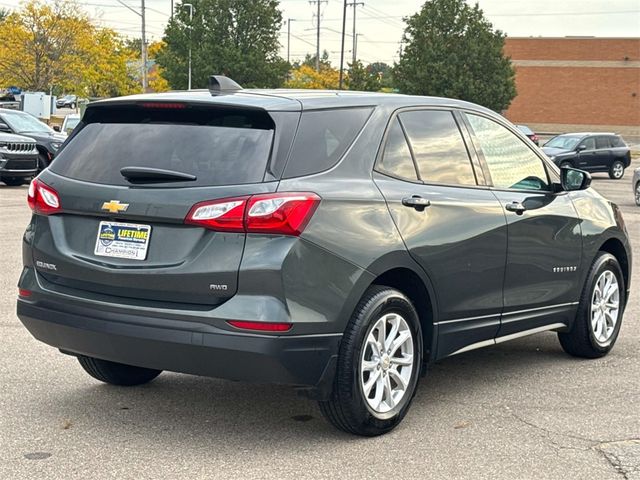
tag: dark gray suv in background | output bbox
[17,77,631,436]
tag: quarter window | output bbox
[398,110,476,186]
[466,114,549,191]
[378,118,418,181]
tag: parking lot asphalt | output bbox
[1,164,639,480]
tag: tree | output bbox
[0,0,139,96]
[394,0,516,112]
[285,64,340,89]
[347,60,388,92]
[157,0,288,89]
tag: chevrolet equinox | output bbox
[17,76,632,436]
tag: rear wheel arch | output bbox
[370,267,436,363]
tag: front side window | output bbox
[398,110,476,186]
[579,137,596,150]
[377,118,418,181]
[466,114,549,191]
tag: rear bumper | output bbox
[17,298,341,399]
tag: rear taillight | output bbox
[185,192,320,236]
[18,288,32,298]
[27,178,61,215]
[532,134,539,142]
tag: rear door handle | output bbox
[402,195,431,211]
[505,201,526,215]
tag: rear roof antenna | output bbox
[208,75,243,95]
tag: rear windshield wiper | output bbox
[120,166,197,183]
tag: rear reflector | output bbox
[185,192,320,236]
[27,178,61,215]
[227,320,292,332]
[18,288,32,298]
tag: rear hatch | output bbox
[32,101,286,306]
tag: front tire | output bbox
[77,355,162,386]
[560,161,572,169]
[558,252,625,358]
[635,182,640,206]
[319,286,422,436]
[609,160,625,179]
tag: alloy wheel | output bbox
[360,313,414,417]
[590,270,620,345]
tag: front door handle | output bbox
[505,201,526,215]
[402,195,431,211]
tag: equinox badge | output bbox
[101,200,129,214]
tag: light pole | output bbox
[183,3,194,90]
[115,0,147,90]
[287,18,297,65]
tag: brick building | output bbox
[503,37,640,138]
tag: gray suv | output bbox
[17,77,632,436]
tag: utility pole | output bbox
[183,3,194,90]
[338,0,347,89]
[287,18,297,64]
[115,0,147,90]
[141,0,147,91]
[309,0,327,72]
[347,1,364,66]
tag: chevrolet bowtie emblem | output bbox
[101,200,129,213]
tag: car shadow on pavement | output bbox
[40,332,582,445]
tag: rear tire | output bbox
[1,177,27,186]
[77,355,162,386]
[558,252,625,358]
[608,160,625,179]
[319,286,422,436]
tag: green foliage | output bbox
[394,0,516,112]
[348,60,393,92]
[157,0,288,89]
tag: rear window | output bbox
[282,107,373,178]
[51,105,275,187]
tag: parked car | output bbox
[633,167,640,206]
[0,108,67,171]
[0,132,38,185]
[55,113,80,136]
[516,124,539,145]
[17,77,631,436]
[56,95,77,109]
[542,133,631,179]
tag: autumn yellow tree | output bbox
[285,64,340,90]
[0,0,140,97]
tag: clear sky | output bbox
[6,0,640,65]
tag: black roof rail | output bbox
[208,75,243,95]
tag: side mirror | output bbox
[561,167,591,191]
[53,125,60,132]
[0,122,11,133]
[576,144,587,152]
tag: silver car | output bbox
[634,167,640,206]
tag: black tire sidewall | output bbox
[338,288,422,434]
[581,254,625,353]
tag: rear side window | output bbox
[378,118,418,181]
[580,137,596,150]
[398,110,476,185]
[595,136,610,149]
[50,105,275,187]
[283,107,373,178]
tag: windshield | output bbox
[544,135,582,151]
[517,125,533,135]
[2,111,53,134]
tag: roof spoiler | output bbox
[208,75,243,95]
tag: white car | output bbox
[60,113,80,135]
